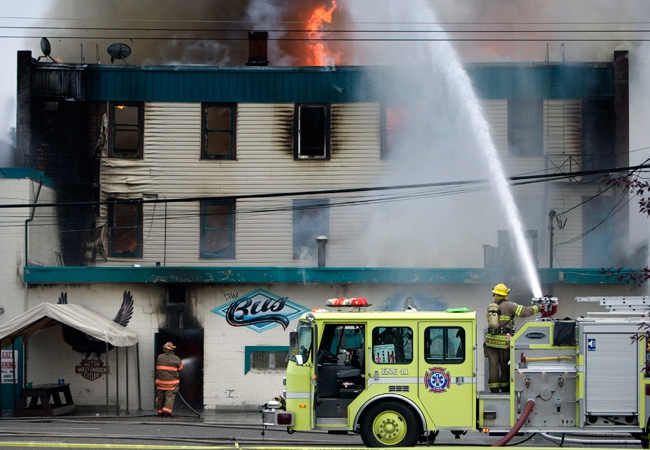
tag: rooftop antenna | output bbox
[38,37,55,62]
[107,43,131,64]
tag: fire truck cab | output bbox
[263,298,477,446]
[262,296,650,448]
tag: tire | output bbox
[360,400,422,447]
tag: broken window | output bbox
[202,103,237,159]
[294,104,330,159]
[200,200,235,259]
[109,102,143,158]
[108,200,143,258]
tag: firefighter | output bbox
[155,341,184,417]
[484,283,539,393]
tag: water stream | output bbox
[349,0,543,297]
[442,60,544,298]
[428,14,544,298]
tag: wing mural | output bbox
[57,291,134,358]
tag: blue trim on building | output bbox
[23,266,629,285]
[0,168,56,189]
[68,63,615,103]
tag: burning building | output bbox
[3,1,638,412]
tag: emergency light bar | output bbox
[325,297,370,307]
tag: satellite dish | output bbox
[38,37,55,62]
[41,37,51,56]
[107,43,131,64]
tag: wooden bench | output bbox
[15,383,76,417]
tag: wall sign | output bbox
[212,288,309,333]
[1,350,18,384]
[75,358,110,381]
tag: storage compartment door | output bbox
[584,332,637,415]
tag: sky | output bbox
[1,0,649,274]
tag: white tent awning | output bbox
[0,302,138,349]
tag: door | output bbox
[155,329,204,410]
[418,322,475,427]
[1,338,23,413]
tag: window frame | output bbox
[201,103,237,160]
[200,199,236,259]
[371,326,413,364]
[423,326,465,364]
[508,98,543,157]
[294,103,331,160]
[107,199,143,258]
[108,101,144,159]
[292,199,329,260]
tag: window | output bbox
[294,104,330,159]
[245,346,289,373]
[109,102,143,158]
[318,324,365,368]
[293,199,329,259]
[372,326,413,364]
[508,99,543,157]
[108,200,142,258]
[200,200,235,259]
[382,104,410,159]
[202,103,236,159]
[424,326,465,364]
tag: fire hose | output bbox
[491,398,535,447]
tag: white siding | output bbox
[99,102,389,267]
[0,178,61,324]
[97,99,594,269]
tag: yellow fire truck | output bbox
[261,296,650,447]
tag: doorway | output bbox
[155,329,204,410]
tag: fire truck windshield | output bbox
[290,321,313,366]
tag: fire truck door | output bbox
[418,323,475,428]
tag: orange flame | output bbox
[306,0,339,66]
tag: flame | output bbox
[306,0,339,66]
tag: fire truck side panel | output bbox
[285,354,316,430]
[346,316,430,432]
[416,320,476,429]
[512,322,578,429]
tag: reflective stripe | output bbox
[285,392,311,399]
[485,335,509,349]
[367,377,419,386]
[155,379,180,385]
[156,365,181,371]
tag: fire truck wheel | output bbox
[360,401,421,447]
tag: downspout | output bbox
[24,178,43,312]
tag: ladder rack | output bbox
[575,296,650,312]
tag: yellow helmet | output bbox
[492,283,510,298]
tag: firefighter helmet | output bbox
[162,342,176,351]
[491,283,510,298]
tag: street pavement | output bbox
[0,406,643,449]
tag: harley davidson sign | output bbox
[75,358,110,381]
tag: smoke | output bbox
[3,1,649,279]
